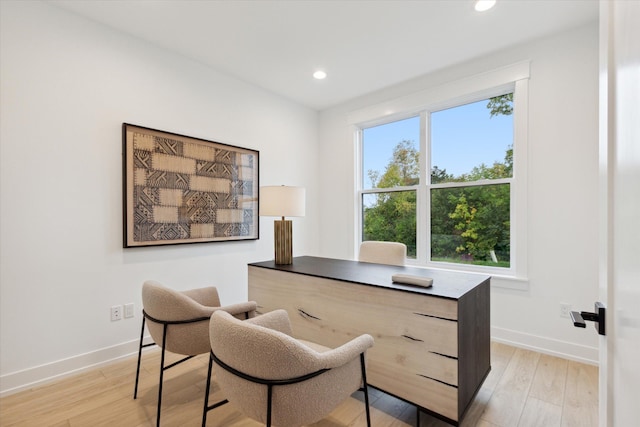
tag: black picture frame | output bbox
[122,123,259,247]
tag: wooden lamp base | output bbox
[274,218,293,265]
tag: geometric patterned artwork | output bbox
[123,123,259,247]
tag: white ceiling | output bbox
[51,0,598,111]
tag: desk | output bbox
[248,256,490,425]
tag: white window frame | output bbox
[350,62,529,284]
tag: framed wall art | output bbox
[122,123,259,248]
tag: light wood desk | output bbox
[248,256,490,426]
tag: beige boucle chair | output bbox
[359,240,407,266]
[202,309,374,427]
[134,280,257,427]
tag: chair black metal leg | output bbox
[360,353,371,427]
[266,384,273,427]
[416,406,420,426]
[134,316,146,399]
[202,352,214,427]
[155,324,168,427]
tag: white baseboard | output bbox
[0,338,149,397]
[491,326,599,365]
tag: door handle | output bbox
[570,301,605,335]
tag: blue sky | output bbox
[362,99,513,188]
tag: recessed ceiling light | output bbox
[474,0,496,12]
[313,70,327,80]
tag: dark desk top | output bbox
[249,256,490,300]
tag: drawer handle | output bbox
[401,334,424,342]
[430,351,457,360]
[298,309,322,321]
[413,312,456,322]
[417,374,457,389]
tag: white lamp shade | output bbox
[260,186,306,217]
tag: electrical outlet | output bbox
[124,303,135,318]
[111,305,122,321]
[560,303,571,318]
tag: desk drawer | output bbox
[369,361,459,421]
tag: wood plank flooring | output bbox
[0,342,598,427]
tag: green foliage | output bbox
[430,166,454,184]
[445,184,510,261]
[431,150,511,264]
[363,140,418,256]
[363,192,417,256]
[375,140,420,188]
[487,93,514,117]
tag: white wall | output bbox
[0,1,319,394]
[318,23,600,363]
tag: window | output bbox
[430,96,513,268]
[361,117,419,258]
[358,92,518,274]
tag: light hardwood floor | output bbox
[0,342,598,427]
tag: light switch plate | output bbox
[124,303,134,318]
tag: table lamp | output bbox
[260,185,305,264]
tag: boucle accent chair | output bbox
[359,241,407,266]
[134,280,257,427]
[202,309,374,427]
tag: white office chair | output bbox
[134,280,257,426]
[202,309,374,426]
[358,241,407,266]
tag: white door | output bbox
[599,1,640,426]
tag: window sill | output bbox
[488,274,529,291]
[404,261,529,291]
